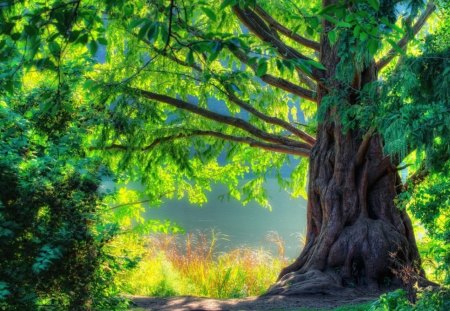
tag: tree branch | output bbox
[132,88,310,149]
[403,164,428,190]
[230,48,317,101]
[132,31,316,146]
[95,130,311,157]
[232,5,325,81]
[223,86,315,146]
[376,2,436,71]
[253,5,320,51]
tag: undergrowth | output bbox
[120,231,290,298]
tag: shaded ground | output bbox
[130,294,377,310]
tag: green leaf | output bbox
[353,25,361,37]
[367,0,380,11]
[88,40,98,55]
[201,7,217,21]
[208,41,222,61]
[138,21,152,40]
[186,49,194,65]
[147,23,159,42]
[129,18,147,30]
[322,14,339,25]
[256,59,268,77]
[295,60,312,76]
[305,59,326,70]
[48,41,60,57]
[387,39,406,55]
[220,0,237,9]
[319,4,338,15]
[276,59,284,74]
[359,32,368,42]
[368,39,379,55]
[97,37,107,45]
[68,30,81,42]
[124,3,134,16]
[24,25,38,36]
[328,30,337,45]
[282,59,294,74]
[77,33,89,45]
[337,21,352,28]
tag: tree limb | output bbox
[232,5,325,81]
[229,48,317,101]
[95,130,311,157]
[138,41,316,145]
[254,5,320,51]
[223,86,316,146]
[133,31,316,146]
[132,88,310,149]
[376,2,436,71]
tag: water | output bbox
[142,179,307,259]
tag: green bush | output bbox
[371,288,450,311]
[0,87,132,310]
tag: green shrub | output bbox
[371,288,450,311]
[0,87,133,310]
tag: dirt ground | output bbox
[130,294,378,310]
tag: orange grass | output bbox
[120,230,292,298]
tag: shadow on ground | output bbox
[130,294,377,310]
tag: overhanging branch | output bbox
[254,5,320,51]
[132,88,310,149]
[95,130,311,157]
[233,5,325,81]
[138,41,316,145]
[230,48,317,101]
[224,86,315,146]
[376,2,436,71]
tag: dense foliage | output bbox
[377,28,450,286]
[0,0,448,308]
[0,84,131,309]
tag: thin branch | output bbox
[135,40,316,145]
[131,29,316,146]
[163,0,175,51]
[404,164,428,190]
[376,2,436,71]
[223,86,315,146]
[230,48,317,101]
[95,130,311,157]
[132,88,309,148]
[254,5,320,51]
[233,5,325,81]
[107,199,153,211]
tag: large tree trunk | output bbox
[267,122,422,296]
[267,29,424,296]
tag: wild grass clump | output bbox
[120,230,290,298]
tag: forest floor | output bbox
[129,294,377,310]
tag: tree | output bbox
[0,0,447,296]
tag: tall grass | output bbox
[120,230,292,298]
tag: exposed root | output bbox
[268,218,422,297]
[266,269,369,297]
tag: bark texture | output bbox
[267,124,422,296]
[266,7,423,295]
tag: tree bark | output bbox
[267,19,423,296]
[267,122,422,295]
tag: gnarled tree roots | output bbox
[266,218,418,296]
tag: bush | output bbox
[0,88,132,310]
[371,288,450,311]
